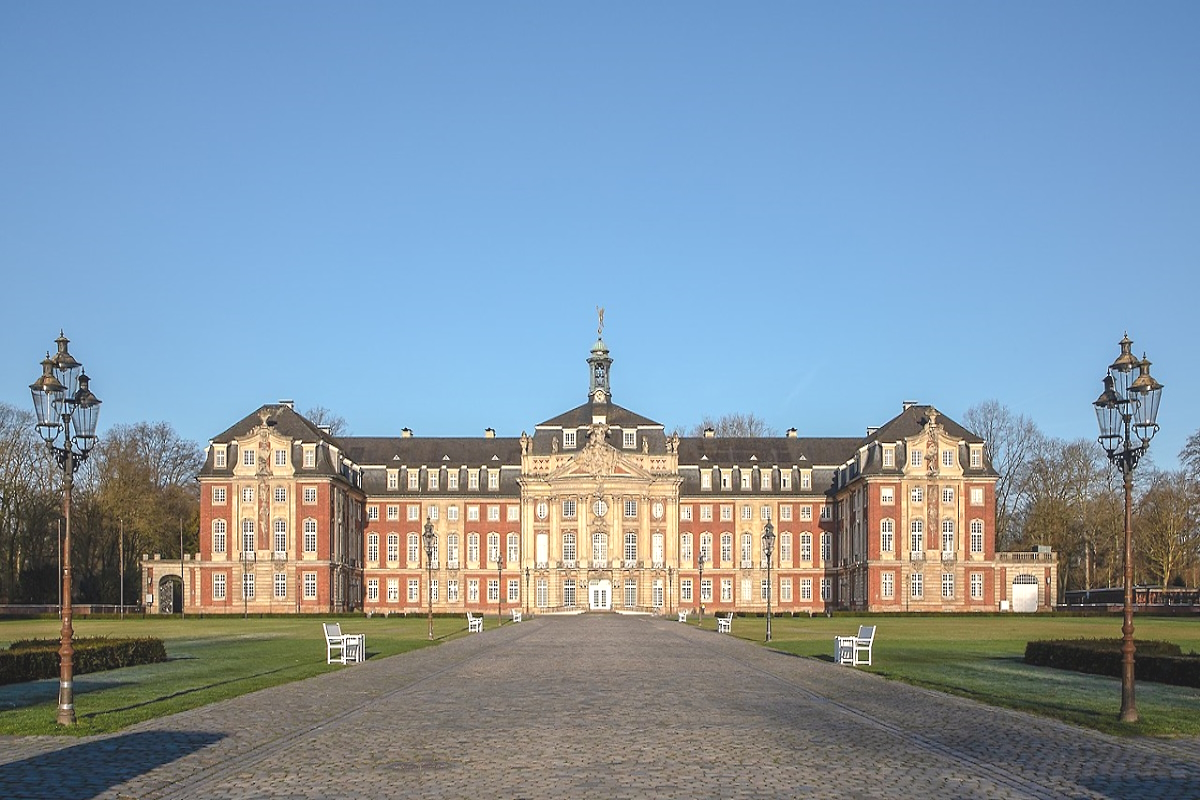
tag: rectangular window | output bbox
[563,430,576,449]
[780,533,792,563]
[214,448,226,469]
[367,505,379,521]
[467,505,480,521]
[508,579,520,602]
[213,573,226,600]
[303,448,315,468]
[487,579,499,602]
[242,487,254,504]
[820,505,832,521]
[213,487,226,504]
[680,505,693,522]
[428,472,439,490]
[273,521,287,553]
[910,449,923,468]
[428,506,439,521]
[970,487,984,506]
[970,572,984,599]
[243,449,256,467]
[447,472,459,490]
[274,449,287,467]
[563,579,576,607]
[741,505,752,521]
[700,472,712,490]
[880,520,894,554]
[303,487,317,504]
[800,471,811,490]
[911,487,924,504]
[761,472,771,491]
[624,581,637,607]
[388,534,400,563]
[681,578,693,602]
[274,573,287,599]
[942,487,954,504]
[800,505,812,521]
[624,499,637,518]
[536,578,548,608]
[911,573,923,598]
[431,580,438,602]
[447,505,459,522]
[971,446,983,469]
[720,505,732,521]
[488,471,499,490]
[387,579,400,602]
[448,580,460,602]
[303,520,317,553]
[970,520,984,553]
[407,505,420,521]
[721,471,731,490]
[467,534,479,564]
[700,505,713,522]
[780,471,791,490]
[407,534,420,563]
[883,446,895,467]
[800,578,813,601]
[820,578,831,601]
[468,470,480,490]
[779,505,792,521]
[942,573,955,598]
[387,504,399,520]
[653,579,664,609]
[942,449,954,467]
[367,534,379,563]
[367,579,379,602]
[241,519,255,553]
[820,532,831,562]
[700,579,712,602]
[408,471,420,490]
[800,534,812,563]
[624,532,638,562]
[273,487,287,504]
[242,572,255,599]
[623,430,636,449]
[741,472,752,490]
[882,572,895,599]
[563,499,576,519]
[387,470,399,490]
[507,505,520,522]
[720,579,732,602]
[406,579,418,602]
[880,487,894,505]
[487,505,500,522]
[213,522,226,554]
[780,578,792,601]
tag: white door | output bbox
[589,579,612,610]
[1012,576,1039,612]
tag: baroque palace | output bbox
[143,330,1057,616]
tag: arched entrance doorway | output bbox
[158,575,183,614]
[589,579,612,610]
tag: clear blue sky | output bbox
[3,3,1197,469]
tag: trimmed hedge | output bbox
[1,637,167,686]
[1025,638,1200,689]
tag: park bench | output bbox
[323,622,365,664]
[511,609,523,623]
[467,612,484,632]
[716,612,733,633]
[834,625,875,666]
[677,609,689,623]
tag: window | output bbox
[447,472,458,490]
[910,519,924,552]
[623,430,636,449]
[780,532,792,563]
[431,580,439,602]
[970,520,984,553]
[447,505,459,522]
[700,505,713,522]
[883,446,895,467]
[388,533,399,563]
[701,472,712,490]
[487,470,499,490]
[303,487,317,504]
[800,471,811,490]
[487,505,500,522]
[214,448,226,469]
[760,579,769,601]
[910,449,923,468]
[274,449,287,467]
[487,579,499,602]
[243,449,256,467]
[625,582,638,607]
[820,505,832,521]
[970,572,984,599]
[820,532,831,562]
[942,487,954,504]
[212,487,226,504]
[242,487,255,504]
[562,499,577,519]
[303,448,315,469]
[273,519,287,553]
[779,505,792,521]
[624,532,637,562]
[741,533,752,564]
[507,505,520,522]
[213,520,226,554]
[563,430,576,449]
[467,505,480,521]
[880,519,894,553]
[911,487,923,503]
[467,534,479,564]
[408,533,420,563]
[911,573,923,598]
[468,470,480,490]
[801,578,813,601]
[681,578,693,601]
[652,533,664,565]
[780,578,792,601]
[468,579,479,602]
[241,519,255,552]
[720,579,732,602]
[507,533,519,564]
[408,471,420,490]
[700,533,712,563]
[700,579,712,602]
[563,533,577,562]
[820,578,831,601]
[367,579,379,602]
[428,506,439,521]
[242,572,255,599]
[303,519,317,552]
[274,487,287,504]
[592,532,608,562]
[880,487,894,505]
[721,471,731,490]
[761,472,771,491]
[448,580,460,602]
[487,532,500,563]
[624,499,637,518]
[447,534,460,565]
[800,505,813,521]
[653,579,664,608]
[970,446,983,469]
[407,505,420,521]
[942,520,955,553]
[508,579,519,602]
[404,579,415,602]
[942,449,954,467]
[428,472,439,490]
[562,578,577,607]
[680,505,693,522]
[741,505,752,521]
[213,573,226,600]
[882,572,895,599]
[970,487,984,506]
[800,533,812,562]
[942,573,955,598]
[387,470,399,490]
[536,578,548,608]
[741,472,751,490]
[720,533,733,564]
[387,504,399,520]
[720,505,733,521]
[680,533,692,563]
[367,533,379,563]
[274,573,287,599]
[780,471,791,490]
[367,505,379,521]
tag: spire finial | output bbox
[597,306,605,338]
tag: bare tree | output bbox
[1137,470,1200,588]
[963,401,1045,550]
[304,406,350,437]
[1181,429,1200,481]
[688,413,777,438]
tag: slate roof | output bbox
[536,401,662,430]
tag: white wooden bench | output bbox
[835,625,875,666]
[467,612,484,633]
[323,622,365,664]
[716,613,733,633]
[511,609,523,623]
[677,610,689,623]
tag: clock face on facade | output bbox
[536,502,548,520]
[652,501,664,520]
[593,499,608,518]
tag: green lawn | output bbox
[3,613,1199,738]
[721,613,1200,738]
[0,614,462,736]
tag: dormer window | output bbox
[563,430,576,449]
[214,447,227,469]
[623,430,636,449]
[883,445,895,468]
[302,447,315,469]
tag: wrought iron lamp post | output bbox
[762,521,775,642]
[422,518,435,640]
[497,549,505,625]
[1093,333,1163,724]
[697,552,706,624]
[30,332,101,726]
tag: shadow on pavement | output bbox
[0,729,225,799]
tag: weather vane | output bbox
[597,306,604,338]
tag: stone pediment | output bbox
[548,438,653,482]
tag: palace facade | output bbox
[144,333,1057,616]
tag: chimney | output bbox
[786,428,798,438]
[485,428,496,439]
[704,427,716,438]
[401,428,413,438]
[279,399,295,410]
[902,400,918,411]
[866,426,879,436]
